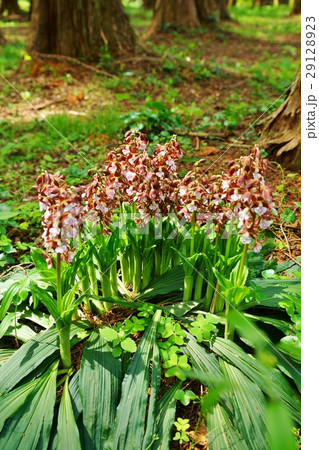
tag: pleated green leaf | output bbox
[109,309,162,449]
[265,401,297,450]
[0,378,38,432]
[0,327,59,395]
[0,322,90,394]
[0,348,15,367]
[5,322,36,342]
[219,359,268,450]
[150,382,181,450]
[182,333,223,383]
[29,282,58,319]
[0,361,58,449]
[211,338,301,423]
[142,342,161,450]
[137,266,184,300]
[57,376,81,450]
[207,403,249,450]
[69,371,83,420]
[0,312,15,339]
[79,331,122,449]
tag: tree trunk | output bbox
[101,0,136,59]
[218,0,231,20]
[148,0,200,35]
[290,0,301,14]
[253,0,272,5]
[27,0,135,62]
[0,0,23,15]
[0,29,5,45]
[148,0,219,35]
[143,0,156,10]
[196,0,216,24]
[258,70,301,170]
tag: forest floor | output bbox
[0,4,301,268]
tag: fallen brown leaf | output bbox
[198,146,220,156]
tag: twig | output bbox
[270,229,301,266]
[280,222,292,257]
[34,99,65,110]
[282,252,301,267]
[30,52,116,78]
[175,130,229,139]
[113,55,162,64]
[0,262,33,279]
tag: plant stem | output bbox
[183,275,194,302]
[224,303,234,341]
[57,322,72,369]
[213,233,220,266]
[190,211,196,256]
[101,276,112,311]
[56,253,62,310]
[133,252,142,293]
[238,244,249,285]
[154,250,161,276]
[81,275,92,313]
[194,272,204,301]
[203,281,214,311]
[142,260,152,289]
[224,218,235,263]
[88,260,106,314]
[110,260,118,297]
[120,254,129,286]
[210,283,218,314]
[88,260,99,296]
[55,255,72,368]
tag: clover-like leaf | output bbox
[100,327,118,342]
[121,337,137,353]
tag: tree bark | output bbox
[101,0,136,59]
[258,70,301,170]
[253,0,272,6]
[148,0,200,34]
[196,0,216,24]
[0,29,5,45]
[290,0,301,15]
[27,0,135,62]
[143,0,156,10]
[0,0,23,15]
[148,0,219,35]
[217,0,231,20]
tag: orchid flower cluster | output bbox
[82,130,183,228]
[175,148,276,251]
[36,131,276,265]
[220,148,277,251]
[35,172,84,266]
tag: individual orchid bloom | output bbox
[230,189,242,202]
[240,232,252,245]
[259,218,272,230]
[253,202,267,216]
[252,242,262,253]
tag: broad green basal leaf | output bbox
[57,376,81,450]
[0,361,58,449]
[108,309,161,449]
[79,332,121,449]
